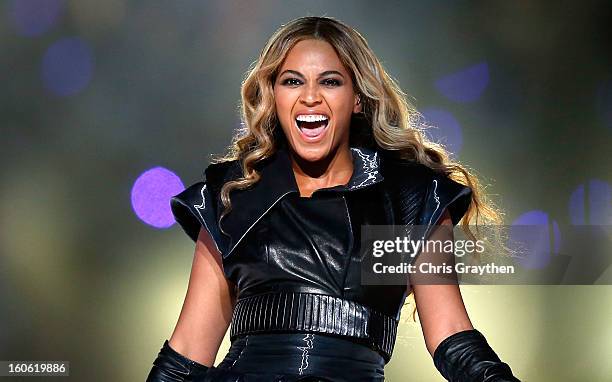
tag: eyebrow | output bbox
[278,69,345,79]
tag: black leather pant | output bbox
[202,333,386,381]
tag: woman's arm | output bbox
[411,209,473,356]
[412,209,520,381]
[168,227,236,366]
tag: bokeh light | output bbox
[569,179,612,225]
[509,210,561,269]
[1,3,610,380]
[589,180,612,226]
[434,61,489,103]
[131,167,185,229]
[41,37,94,96]
[421,108,463,157]
[7,0,64,37]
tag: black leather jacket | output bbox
[170,145,472,362]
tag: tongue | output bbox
[300,120,327,137]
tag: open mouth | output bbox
[294,114,330,140]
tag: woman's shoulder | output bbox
[379,152,468,190]
[204,159,240,182]
[202,159,242,195]
[378,152,472,227]
[379,152,439,186]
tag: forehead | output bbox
[280,39,346,72]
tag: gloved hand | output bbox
[146,339,210,382]
[433,329,521,382]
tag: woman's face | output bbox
[273,39,361,163]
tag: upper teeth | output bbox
[296,114,328,122]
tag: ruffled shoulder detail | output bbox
[169,160,240,256]
[422,173,472,228]
[381,156,472,239]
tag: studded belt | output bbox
[229,291,398,363]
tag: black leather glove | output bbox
[146,339,210,382]
[433,329,521,382]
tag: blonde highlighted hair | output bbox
[214,17,504,317]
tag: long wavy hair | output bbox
[214,16,504,318]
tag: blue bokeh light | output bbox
[7,0,64,37]
[41,37,94,97]
[131,167,185,229]
[569,179,612,225]
[435,61,490,103]
[421,108,463,157]
[509,210,561,269]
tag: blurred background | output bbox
[1,0,611,381]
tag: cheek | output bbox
[274,89,288,110]
[330,94,355,122]
[274,90,296,127]
[330,88,354,108]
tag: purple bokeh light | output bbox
[569,179,612,225]
[509,210,561,269]
[41,37,94,96]
[568,184,585,225]
[7,0,64,37]
[435,62,489,103]
[131,167,185,229]
[421,108,463,157]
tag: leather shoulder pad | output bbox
[203,160,241,196]
[381,157,472,239]
[424,172,472,228]
[169,160,239,256]
[381,157,435,227]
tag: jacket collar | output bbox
[219,145,384,258]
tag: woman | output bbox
[146,16,520,381]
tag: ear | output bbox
[353,93,363,114]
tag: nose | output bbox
[299,82,322,105]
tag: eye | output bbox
[281,78,302,86]
[322,78,341,87]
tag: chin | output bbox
[290,142,331,163]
